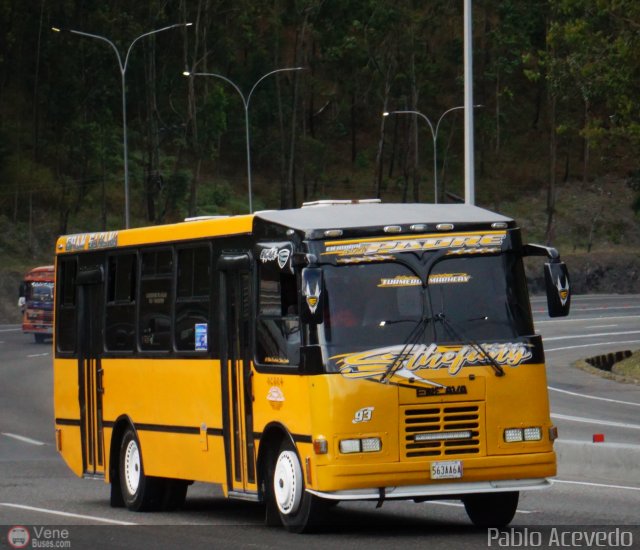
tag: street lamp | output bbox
[183,67,304,214]
[52,23,192,228]
[383,106,481,203]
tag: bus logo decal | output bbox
[556,276,570,305]
[304,282,321,313]
[277,249,291,269]
[323,232,506,259]
[260,247,291,269]
[267,386,285,410]
[333,342,533,382]
[65,231,118,251]
[352,407,374,424]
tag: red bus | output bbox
[20,265,54,343]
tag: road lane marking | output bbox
[27,353,49,358]
[551,413,640,430]
[536,315,640,325]
[0,503,136,525]
[586,324,619,329]
[0,328,20,332]
[563,305,640,312]
[548,387,640,407]
[543,330,640,341]
[552,479,640,492]
[1,433,47,446]
[545,339,640,353]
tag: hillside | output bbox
[1,173,638,324]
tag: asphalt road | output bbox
[1,295,639,549]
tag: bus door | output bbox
[76,263,105,478]
[218,254,257,497]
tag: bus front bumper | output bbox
[307,450,556,500]
[307,477,551,501]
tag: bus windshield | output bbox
[30,282,54,303]
[319,253,534,372]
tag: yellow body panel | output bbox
[54,351,555,493]
[55,216,254,255]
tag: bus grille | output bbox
[402,404,484,459]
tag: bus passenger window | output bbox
[139,249,173,351]
[105,254,136,351]
[56,258,77,353]
[175,246,211,351]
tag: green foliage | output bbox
[0,0,638,241]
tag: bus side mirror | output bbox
[301,267,324,324]
[544,261,570,317]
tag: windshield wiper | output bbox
[434,312,505,377]
[379,315,431,383]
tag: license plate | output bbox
[430,460,463,480]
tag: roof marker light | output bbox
[324,229,343,238]
[410,224,427,232]
[436,223,454,231]
[492,222,508,229]
[384,225,402,234]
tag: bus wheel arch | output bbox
[108,415,135,508]
[256,423,288,526]
[258,423,328,533]
[117,423,165,511]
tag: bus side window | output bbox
[105,253,137,352]
[139,249,173,351]
[256,262,300,367]
[175,245,211,352]
[57,258,77,353]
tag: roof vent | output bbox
[302,199,381,207]
[184,215,230,222]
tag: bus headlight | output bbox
[504,427,543,442]
[523,427,542,441]
[339,437,382,454]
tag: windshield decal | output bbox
[332,342,533,385]
[378,273,472,287]
[323,231,506,260]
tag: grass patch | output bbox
[611,350,640,382]
[574,351,640,386]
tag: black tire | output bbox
[109,479,124,508]
[463,491,519,528]
[162,479,188,511]
[118,427,163,511]
[268,439,328,533]
[34,333,45,344]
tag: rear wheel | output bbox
[268,439,328,533]
[463,491,519,528]
[118,427,163,511]
[162,479,188,511]
[34,333,46,344]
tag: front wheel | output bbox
[269,440,328,533]
[463,491,519,528]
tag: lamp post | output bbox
[183,67,303,214]
[383,106,481,203]
[52,23,192,228]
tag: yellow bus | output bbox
[53,200,570,532]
